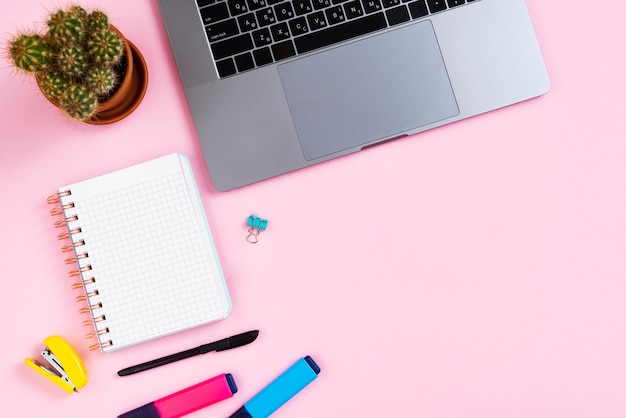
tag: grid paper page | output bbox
[59,154,231,352]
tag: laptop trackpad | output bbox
[278,20,459,161]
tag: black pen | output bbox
[117,330,259,376]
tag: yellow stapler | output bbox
[25,336,88,394]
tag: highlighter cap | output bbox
[231,356,320,418]
[229,406,253,418]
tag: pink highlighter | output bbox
[118,373,237,418]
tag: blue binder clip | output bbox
[247,214,268,244]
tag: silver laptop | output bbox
[157,0,550,191]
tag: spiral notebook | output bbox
[48,153,231,353]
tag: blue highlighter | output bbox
[229,356,321,418]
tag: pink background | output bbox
[1,0,625,417]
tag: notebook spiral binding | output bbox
[48,190,113,352]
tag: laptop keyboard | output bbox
[197,0,479,77]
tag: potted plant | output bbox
[5,5,148,124]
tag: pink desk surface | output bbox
[1,1,625,417]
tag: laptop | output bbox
[157,0,550,191]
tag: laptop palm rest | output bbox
[278,20,459,161]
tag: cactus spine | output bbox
[5,6,127,122]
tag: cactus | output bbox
[38,72,70,102]
[87,11,109,32]
[56,44,88,78]
[59,84,98,121]
[67,5,89,23]
[5,6,128,122]
[8,34,51,73]
[88,29,123,66]
[86,67,117,95]
[46,9,86,47]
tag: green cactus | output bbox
[59,84,98,121]
[67,5,88,24]
[6,6,129,122]
[38,72,69,102]
[87,11,109,32]
[88,29,124,66]
[87,67,117,96]
[46,9,86,47]
[56,44,88,78]
[8,34,51,73]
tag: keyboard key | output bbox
[256,7,277,26]
[293,0,314,15]
[216,58,236,77]
[228,0,249,15]
[235,52,255,71]
[211,33,254,60]
[295,12,387,54]
[312,0,332,10]
[426,0,447,12]
[238,13,259,31]
[270,22,291,41]
[344,1,364,19]
[274,2,295,21]
[408,0,428,17]
[252,27,273,46]
[382,0,401,8]
[289,17,310,35]
[362,0,382,13]
[200,3,230,25]
[325,5,346,24]
[307,11,328,30]
[272,40,296,60]
[247,0,267,10]
[386,5,409,25]
[206,18,240,42]
[447,0,465,6]
[253,47,274,65]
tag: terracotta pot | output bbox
[37,26,148,124]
